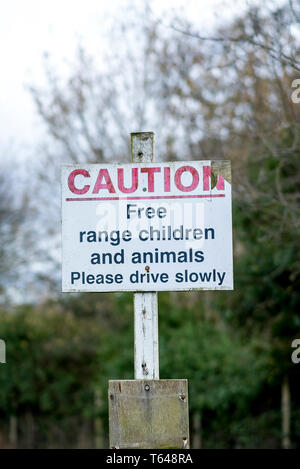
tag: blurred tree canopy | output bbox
[0,0,299,448]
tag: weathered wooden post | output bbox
[108,133,189,449]
[131,133,159,380]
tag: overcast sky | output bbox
[0,0,266,157]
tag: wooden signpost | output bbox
[61,131,233,449]
[109,133,188,449]
[131,133,159,381]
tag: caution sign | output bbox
[61,161,233,292]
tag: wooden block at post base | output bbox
[108,379,189,449]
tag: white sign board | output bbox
[61,161,233,292]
